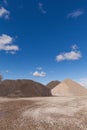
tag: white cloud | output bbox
[0,7,10,19]
[32,71,46,77]
[79,78,87,87]
[0,34,19,54]
[56,44,82,62]
[71,44,79,50]
[67,9,84,18]
[0,34,13,45]
[38,2,47,14]
[56,51,81,62]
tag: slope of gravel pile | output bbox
[51,79,87,96]
[46,80,60,90]
[0,80,51,97]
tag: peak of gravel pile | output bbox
[0,79,51,97]
[46,80,60,90]
[51,79,87,96]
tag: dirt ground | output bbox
[0,96,87,130]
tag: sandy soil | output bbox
[0,96,87,130]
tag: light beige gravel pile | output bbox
[51,79,87,96]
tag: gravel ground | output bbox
[0,96,87,130]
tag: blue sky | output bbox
[0,0,87,86]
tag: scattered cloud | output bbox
[79,78,87,87]
[0,34,13,44]
[32,71,46,77]
[0,6,10,19]
[36,67,42,70]
[30,67,46,77]
[38,2,47,14]
[67,9,84,18]
[56,51,81,62]
[71,44,79,50]
[5,70,9,73]
[0,34,19,54]
[56,44,82,62]
[0,69,10,74]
